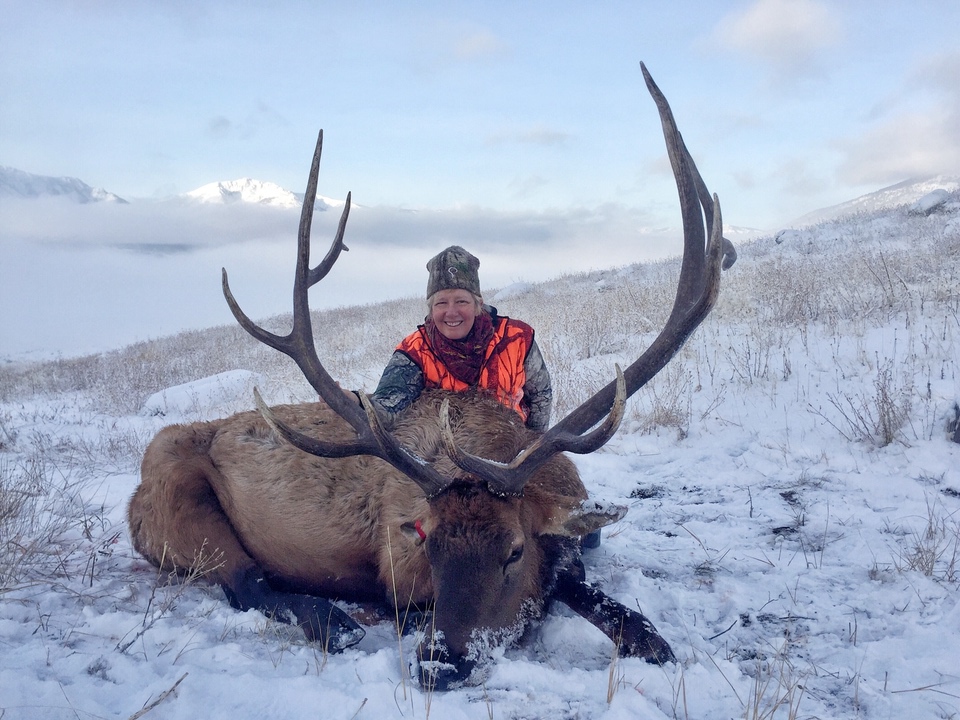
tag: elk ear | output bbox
[400,520,428,545]
[552,500,628,537]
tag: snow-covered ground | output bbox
[1,192,959,719]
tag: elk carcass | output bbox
[127,63,735,690]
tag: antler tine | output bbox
[439,367,627,496]
[253,388,368,457]
[251,388,450,499]
[223,130,454,500]
[441,63,732,491]
[222,131,360,427]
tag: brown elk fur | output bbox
[129,389,612,685]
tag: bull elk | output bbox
[127,63,735,690]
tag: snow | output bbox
[186,177,301,207]
[0,166,126,203]
[0,165,346,210]
[909,189,951,216]
[774,228,802,245]
[1,194,960,719]
[790,175,960,227]
[492,282,535,302]
[140,370,265,419]
[184,178,329,210]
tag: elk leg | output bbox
[542,537,674,663]
[224,566,365,652]
[554,571,676,664]
[128,425,256,582]
[131,425,364,651]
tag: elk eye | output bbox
[505,545,524,569]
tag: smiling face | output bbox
[430,289,480,340]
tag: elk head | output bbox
[221,62,734,690]
[416,480,634,689]
[381,390,631,688]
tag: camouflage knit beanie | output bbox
[426,246,482,298]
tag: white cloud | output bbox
[837,51,960,185]
[507,174,550,201]
[0,198,688,357]
[0,196,678,274]
[408,21,509,75]
[486,124,571,147]
[714,0,842,79]
[836,110,960,186]
[454,29,507,61]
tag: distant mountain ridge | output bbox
[0,166,127,203]
[1,166,345,210]
[4,163,956,226]
[789,175,960,227]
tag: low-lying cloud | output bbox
[1,196,674,256]
[1,197,689,358]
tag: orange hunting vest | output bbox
[397,316,534,421]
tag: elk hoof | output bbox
[222,569,365,653]
[292,597,365,653]
[619,621,676,665]
[417,656,478,692]
[310,622,366,653]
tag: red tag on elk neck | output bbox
[414,519,427,540]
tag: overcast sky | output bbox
[3,0,959,228]
[2,0,960,359]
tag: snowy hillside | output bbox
[1,192,959,719]
[790,175,960,227]
[0,166,126,203]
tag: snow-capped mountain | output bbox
[0,166,127,203]
[790,174,960,227]
[0,165,345,210]
[184,177,345,210]
[185,178,303,209]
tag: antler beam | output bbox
[222,130,453,499]
[439,62,735,492]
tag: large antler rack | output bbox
[438,62,737,495]
[223,62,735,502]
[222,130,454,499]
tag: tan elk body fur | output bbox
[130,392,585,610]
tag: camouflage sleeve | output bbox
[370,351,425,416]
[523,338,553,432]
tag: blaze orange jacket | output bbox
[397,316,534,421]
